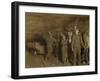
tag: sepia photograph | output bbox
[25,12,90,68]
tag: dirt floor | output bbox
[25,51,71,68]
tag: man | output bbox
[82,31,89,64]
[52,33,59,58]
[60,32,68,64]
[67,31,73,64]
[45,32,54,60]
[71,25,83,65]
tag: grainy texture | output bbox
[25,12,89,68]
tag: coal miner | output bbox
[45,32,54,60]
[60,32,68,64]
[52,33,59,58]
[71,24,83,65]
[82,31,89,64]
[67,31,73,64]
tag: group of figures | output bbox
[27,24,89,66]
[44,25,89,65]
